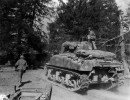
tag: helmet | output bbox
[20,55,24,58]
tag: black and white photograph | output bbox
[0,0,130,100]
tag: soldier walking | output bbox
[15,55,28,85]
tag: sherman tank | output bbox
[44,33,124,92]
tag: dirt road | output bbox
[22,70,89,100]
[0,69,130,100]
[51,85,91,100]
[22,69,130,100]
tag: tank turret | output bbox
[45,30,124,92]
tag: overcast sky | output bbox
[53,0,130,13]
[115,0,130,12]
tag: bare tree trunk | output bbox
[120,22,130,75]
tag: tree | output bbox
[120,16,130,75]
[123,3,130,74]
[48,0,121,53]
[126,3,130,17]
[47,22,71,53]
[50,0,121,41]
[0,0,53,57]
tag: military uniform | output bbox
[15,55,28,84]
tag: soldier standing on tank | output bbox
[87,29,97,49]
[15,55,28,85]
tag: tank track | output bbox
[43,65,124,92]
[106,73,125,90]
[44,65,90,92]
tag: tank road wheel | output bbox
[80,75,90,89]
[77,79,81,87]
[47,69,53,79]
[57,74,64,83]
[56,71,61,82]
[52,74,56,81]
[70,80,77,88]
[58,76,62,83]
[65,74,72,86]
[67,80,75,88]
[61,76,65,85]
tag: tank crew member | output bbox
[87,29,97,49]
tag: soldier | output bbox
[15,55,28,84]
[87,29,97,49]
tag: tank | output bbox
[45,34,124,92]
